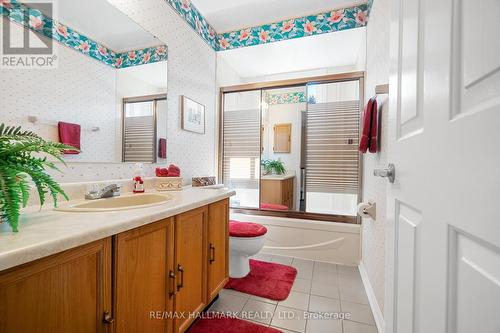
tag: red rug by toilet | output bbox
[225,259,297,301]
[189,317,282,333]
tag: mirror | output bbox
[1,0,168,163]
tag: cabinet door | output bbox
[0,238,112,333]
[174,207,208,333]
[207,199,229,301]
[115,218,174,333]
[273,123,291,153]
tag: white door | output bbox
[385,0,500,332]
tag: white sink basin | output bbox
[55,193,173,212]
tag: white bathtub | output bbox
[230,213,361,265]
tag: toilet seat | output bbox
[228,220,267,278]
[229,220,267,238]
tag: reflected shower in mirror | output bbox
[1,0,168,163]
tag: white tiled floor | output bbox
[206,254,378,333]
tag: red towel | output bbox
[155,167,169,177]
[167,164,180,177]
[359,97,378,153]
[158,138,167,159]
[369,98,378,153]
[58,121,80,154]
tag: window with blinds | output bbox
[305,100,360,194]
[123,101,156,163]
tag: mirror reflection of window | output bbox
[122,95,166,163]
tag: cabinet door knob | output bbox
[103,311,114,324]
[177,264,184,291]
[209,243,216,264]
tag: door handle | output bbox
[103,311,114,324]
[168,270,176,297]
[373,163,395,183]
[209,243,215,264]
[177,264,184,291]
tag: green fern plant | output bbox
[261,159,286,175]
[0,124,73,232]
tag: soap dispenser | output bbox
[133,163,145,193]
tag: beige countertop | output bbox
[0,187,235,272]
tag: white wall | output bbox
[1,0,218,184]
[362,0,390,315]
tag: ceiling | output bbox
[192,0,366,33]
[29,0,161,52]
[218,27,366,79]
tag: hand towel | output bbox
[156,167,169,177]
[167,164,180,177]
[58,121,81,154]
[369,97,378,153]
[158,138,167,159]
[359,97,378,153]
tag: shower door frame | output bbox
[218,71,365,224]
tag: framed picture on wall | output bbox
[181,95,205,134]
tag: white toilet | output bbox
[229,220,268,278]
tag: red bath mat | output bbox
[189,316,282,333]
[225,259,297,301]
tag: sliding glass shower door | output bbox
[222,90,262,209]
[220,75,363,220]
[304,80,361,216]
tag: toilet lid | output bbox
[229,220,267,238]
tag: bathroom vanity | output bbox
[0,188,233,333]
[260,173,295,210]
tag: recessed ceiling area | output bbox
[192,0,366,33]
[218,27,366,79]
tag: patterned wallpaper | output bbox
[164,0,218,50]
[0,0,168,68]
[104,0,218,184]
[0,0,217,183]
[163,0,369,51]
[218,4,369,51]
[267,92,307,105]
[2,0,370,56]
[0,35,119,163]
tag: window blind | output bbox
[123,115,155,163]
[222,109,260,189]
[305,100,360,194]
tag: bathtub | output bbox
[230,213,361,265]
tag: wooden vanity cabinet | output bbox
[114,218,174,333]
[261,177,295,209]
[207,198,229,301]
[0,199,230,333]
[0,238,112,333]
[173,206,208,333]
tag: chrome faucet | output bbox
[85,184,121,200]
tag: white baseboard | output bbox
[358,262,385,333]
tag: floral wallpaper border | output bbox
[0,0,168,69]
[267,92,307,105]
[164,0,218,50]
[164,0,370,52]
[217,4,369,51]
